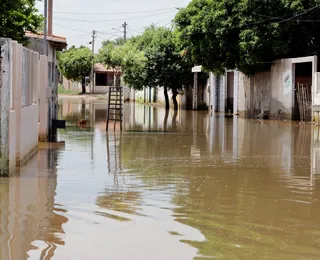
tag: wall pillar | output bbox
[209,72,215,111]
[39,55,49,141]
[193,72,198,110]
[233,70,239,115]
[12,42,22,165]
[0,39,12,176]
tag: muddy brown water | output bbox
[1,99,320,259]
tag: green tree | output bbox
[0,0,43,45]
[97,43,123,87]
[174,0,320,75]
[102,37,126,47]
[124,26,193,110]
[120,42,147,91]
[144,28,193,110]
[58,46,92,94]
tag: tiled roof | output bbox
[25,31,67,44]
[94,63,119,73]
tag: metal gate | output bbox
[296,83,312,121]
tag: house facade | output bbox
[202,55,320,122]
[93,63,117,94]
[26,32,67,140]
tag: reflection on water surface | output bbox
[0,99,320,259]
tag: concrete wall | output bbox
[237,56,317,120]
[63,77,80,92]
[270,60,294,119]
[20,105,39,164]
[208,73,226,112]
[0,39,49,176]
[94,85,110,94]
[28,38,59,139]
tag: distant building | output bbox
[93,63,120,94]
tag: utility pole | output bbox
[91,30,96,94]
[48,0,53,36]
[122,22,127,43]
[43,0,48,55]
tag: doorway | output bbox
[294,62,312,121]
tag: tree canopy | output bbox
[0,0,43,45]
[97,26,193,110]
[174,0,320,75]
[122,26,193,110]
[58,46,92,94]
[102,37,126,47]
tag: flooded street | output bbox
[1,98,320,259]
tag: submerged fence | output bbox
[296,83,312,122]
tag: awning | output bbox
[192,65,202,73]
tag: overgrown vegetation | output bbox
[174,0,320,75]
[58,84,79,95]
[0,0,43,45]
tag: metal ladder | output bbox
[106,86,123,131]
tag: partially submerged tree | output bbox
[122,26,193,110]
[143,28,193,110]
[97,26,193,110]
[174,0,320,75]
[58,46,92,94]
[0,0,43,45]
[97,43,123,87]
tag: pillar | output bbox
[193,72,198,110]
[0,39,12,176]
[39,55,49,141]
[233,70,239,115]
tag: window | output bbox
[95,73,108,86]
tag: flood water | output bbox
[1,98,320,259]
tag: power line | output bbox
[53,23,92,34]
[95,30,120,35]
[102,26,123,42]
[278,4,320,24]
[125,17,174,34]
[127,26,143,34]
[182,4,320,36]
[38,7,181,15]
[53,10,176,23]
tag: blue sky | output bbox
[36,0,191,51]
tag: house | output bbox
[93,63,119,94]
[25,31,67,140]
[200,55,320,122]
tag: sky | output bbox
[36,0,191,52]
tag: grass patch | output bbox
[58,84,79,95]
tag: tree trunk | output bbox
[172,87,178,111]
[164,109,169,131]
[172,110,178,131]
[153,87,158,103]
[186,84,193,110]
[81,77,86,94]
[81,100,86,118]
[164,86,170,110]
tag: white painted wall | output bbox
[237,56,317,120]
[20,105,39,163]
[0,39,48,175]
[94,85,109,94]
